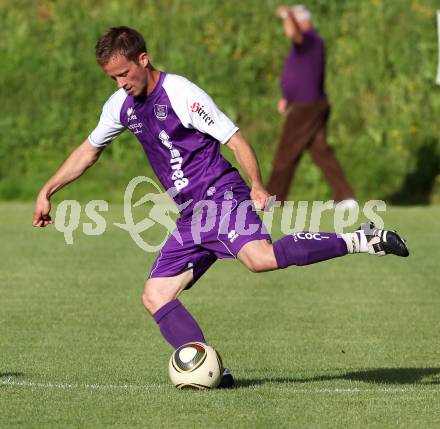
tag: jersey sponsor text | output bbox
[158,130,189,192]
[190,102,215,126]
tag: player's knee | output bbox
[245,261,260,273]
[238,241,278,273]
[142,272,193,314]
[141,284,169,315]
[242,256,269,273]
[141,287,154,313]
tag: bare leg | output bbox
[142,271,206,349]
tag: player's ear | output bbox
[139,52,149,68]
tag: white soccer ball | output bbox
[168,342,223,389]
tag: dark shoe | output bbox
[360,222,409,257]
[218,368,235,389]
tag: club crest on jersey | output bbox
[190,102,215,126]
[154,104,168,120]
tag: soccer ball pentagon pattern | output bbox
[169,342,223,389]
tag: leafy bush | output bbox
[0,0,439,203]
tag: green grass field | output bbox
[1,202,440,428]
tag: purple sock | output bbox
[153,299,206,349]
[273,232,348,268]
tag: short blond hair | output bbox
[96,26,147,66]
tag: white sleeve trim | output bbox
[163,74,238,143]
[220,126,239,144]
[87,136,102,148]
[87,136,105,149]
[88,89,127,148]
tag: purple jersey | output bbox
[89,72,246,218]
[280,29,326,103]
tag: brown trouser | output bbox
[266,100,353,202]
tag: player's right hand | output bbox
[32,194,54,227]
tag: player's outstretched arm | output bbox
[225,131,272,210]
[32,139,104,227]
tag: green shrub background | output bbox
[1,0,439,203]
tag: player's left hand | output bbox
[250,185,274,211]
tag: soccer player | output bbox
[32,27,409,388]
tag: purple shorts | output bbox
[149,185,271,288]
